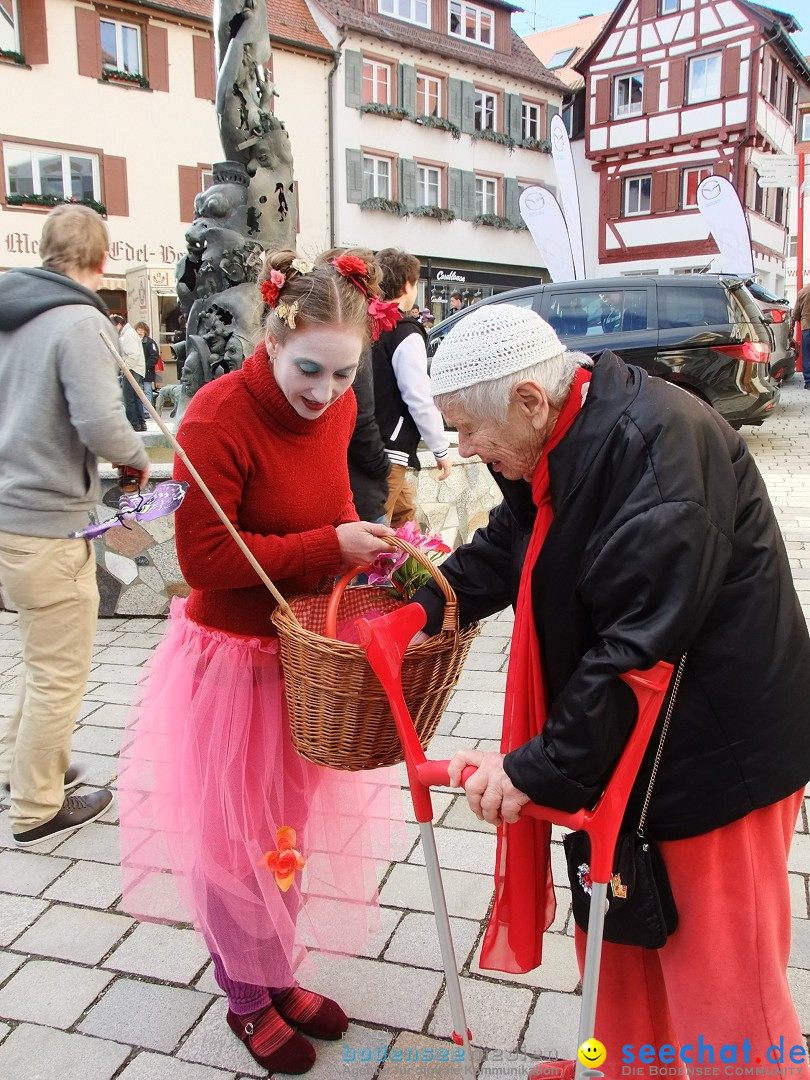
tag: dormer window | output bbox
[449,1,493,49]
[378,0,431,29]
[547,47,576,71]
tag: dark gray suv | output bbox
[428,275,780,428]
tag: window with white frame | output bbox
[100,18,142,73]
[522,102,541,142]
[546,47,575,70]
[0,0,20,53]
[417,165,441,207]
[659,0,679,13]
[802,113,810,142]
[362,59,392,105]
[624,175,651,216]
[687,53,721,104]
[614,73,643,118]
[416,73,442,117]
[682,165,713,209]
[475,175,497,216]
[474,89,496,131]
[377,0,430,28]
[363,155,392,200]
[4,143,101,202]
[449,1,493,48]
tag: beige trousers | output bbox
[0,530,98,833]
[384,464,417,528]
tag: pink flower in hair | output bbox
[332,254,369,278]
[260,268,286,307]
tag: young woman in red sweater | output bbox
[120,251,401,1074]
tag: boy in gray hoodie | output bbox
[0,204,149,847]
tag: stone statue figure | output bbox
[173,0,296,412]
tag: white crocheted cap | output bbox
[430,304,565,396]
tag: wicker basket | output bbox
[271,537,480,771]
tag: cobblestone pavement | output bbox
[0,380,809,1079]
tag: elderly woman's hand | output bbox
[448,750,531,825]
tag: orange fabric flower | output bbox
[264,826,306,892]
[331,254,368,278]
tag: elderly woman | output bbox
[415,305,810,1076]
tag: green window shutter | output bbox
[400,159,417,210]
[346,149,364,204]
[505,178,520,225]
[547,104,560,140]
[461,170,476,221]
[507,94,522,140]
[448,168,463,218]
[448,78,463,127]
[399,64,417,115]
[461,82,476,134]
[345,51,363,109]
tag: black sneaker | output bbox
[3,764,83,798]
[13,789,113,847]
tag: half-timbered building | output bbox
[575,0,810,290]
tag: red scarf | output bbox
[479,366,591,974]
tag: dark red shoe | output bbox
[226,1004,316,1074]
[272,986,348,1041]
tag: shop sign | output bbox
[435,269,467,283]
[4,230,183,267]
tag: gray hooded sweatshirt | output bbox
[0,267,149,538]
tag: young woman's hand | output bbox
[336,521,394,570]
[435,457,452,482]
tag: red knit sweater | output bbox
[173,342,358,636]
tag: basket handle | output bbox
[324,535,459,640]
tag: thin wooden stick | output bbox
[99,331,294,616]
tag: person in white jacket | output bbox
[372,248,451,526]
[112,313,146,431]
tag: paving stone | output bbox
[193,961,223,996]
[463,652,506,671]
[456,669,508,693]
[0,850,70,896]
[85,701,132,727]
[409,827,496,875]
[309,1023,395,1080]
[64,750,119,786]
[384,911,480,971]
[297,900,402,959]
[470,932,580,992]
[175,997,266,1077]
[450,691,505,715]
[118,1050,235,1080]
[0,958,114,1027]
[92,646,155,666]
[118,869,190,924]
[305,951,443,1029]
[480,620,512,637]
[791,917,810,970]
[104,922,209,983]
[80,978,211,1052]
[84,683,138,705]
[52,821,121,863]
[442,795,498,834]
[467,637,510,654]
[452,712,504,739]
[790,834,810,874]
[0,949,24,985]
[789,967,810,1033]
[87,663,143,685]
[379,863,494,920]
[405,790,453,823]
[429,977,532,1049]
[0,1023,131,1080]
[378,1031,483,1080]
[0,894,48,945]
[12,903,132,964]
[43,859,123,909]
[522,990,582,1059]
[479,1050,539,1080]
[790,873,808,919]
[72,724,124,757]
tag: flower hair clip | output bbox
[330,255,401,341]
[261,268,285,307]
[276,300,299,329]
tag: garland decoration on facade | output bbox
[473,213,522,231]
[359,102,411,120]
[360,197,409,217]
[413,115,461,139]
[101,68,150,88]
[471,129,516,152]
[0,48,26,64]
[411,205,456,222]
[521,137,552,153]
[7,193,108,215]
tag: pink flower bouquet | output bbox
[368,521,451,601]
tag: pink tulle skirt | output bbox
[119,598,403,986]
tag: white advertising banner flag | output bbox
[696,176,754,276]
[550,114,586,281]
[519,186,575,284]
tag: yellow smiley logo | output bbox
[577,1040,607,1069]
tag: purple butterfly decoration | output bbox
[69,481,189,540]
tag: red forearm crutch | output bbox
[356,603,673,1080]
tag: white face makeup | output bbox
[269,325,363,420]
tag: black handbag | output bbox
[563,655,686,950]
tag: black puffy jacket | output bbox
[416,352,810,840]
